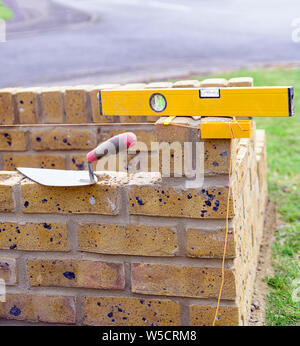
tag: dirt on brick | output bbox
[249,200,278,326]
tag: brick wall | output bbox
[0,77,268,325]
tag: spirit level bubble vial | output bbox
[149,93,167,112]
[99,86,294,118]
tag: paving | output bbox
[3,0,90,35]
[0,0,300,87]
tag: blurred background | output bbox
[1,0,300,87]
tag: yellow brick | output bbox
[240,212,252,265]
[0,184,13,212]
[203,139,235,174]
[119,153,137,172]
[158,138,236,176]
[119,115,144,123]
[0,257,17,285]
[129,185,234,219]
[145,82,173,88]
[3,153,66,170]
[190,305,240,326]
[0,130,27,151]
[0,172,22,212]
[145,116,159,123]
[41,89,64,123]
[256,150,267,190]
[233,206,244,257]
[0,90,14,125]
[64,89,88,123]
[0,222,68,251]
[227,77,254,87]
[186,228,236,258]
[242,171,251,212]
[249,153,258,190]
[78,223,178,256]
[199,78,228,87]
[21,179,120,215]
[131,263,236,300]
[251,191,259,245]
[231,172,239,205]
[234,256,245,293]
[82,296,180,326]
[0,293,76,324]
[241,266,256,322]
[14,90,37,124]
[172,80,200,88]
[28,259,125,289]
[159,148,184,177]
[69,153,90,171]
[31,128,97,151]
[155,118,238,175]
[233,146,249,196]
[110,153,136,172]
[155,116,200,144]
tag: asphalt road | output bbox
[1,0,300,87]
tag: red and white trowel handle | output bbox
[86,132,137,182]
[87,132,137,162]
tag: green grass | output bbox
[0,0,13,21]
[191,67,300,325]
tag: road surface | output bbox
[1,0,300,87]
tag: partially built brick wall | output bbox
[0,78,268,326]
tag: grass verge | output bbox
[0,0,13,21]
[191,67,300,325]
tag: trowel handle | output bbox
[87,132,137,163]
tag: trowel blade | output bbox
[17,167,98,187]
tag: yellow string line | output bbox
[232,118,251,132]
[212,123,234,326]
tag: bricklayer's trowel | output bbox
[17,133,137,187]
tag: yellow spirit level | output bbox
[99,86,294,117]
